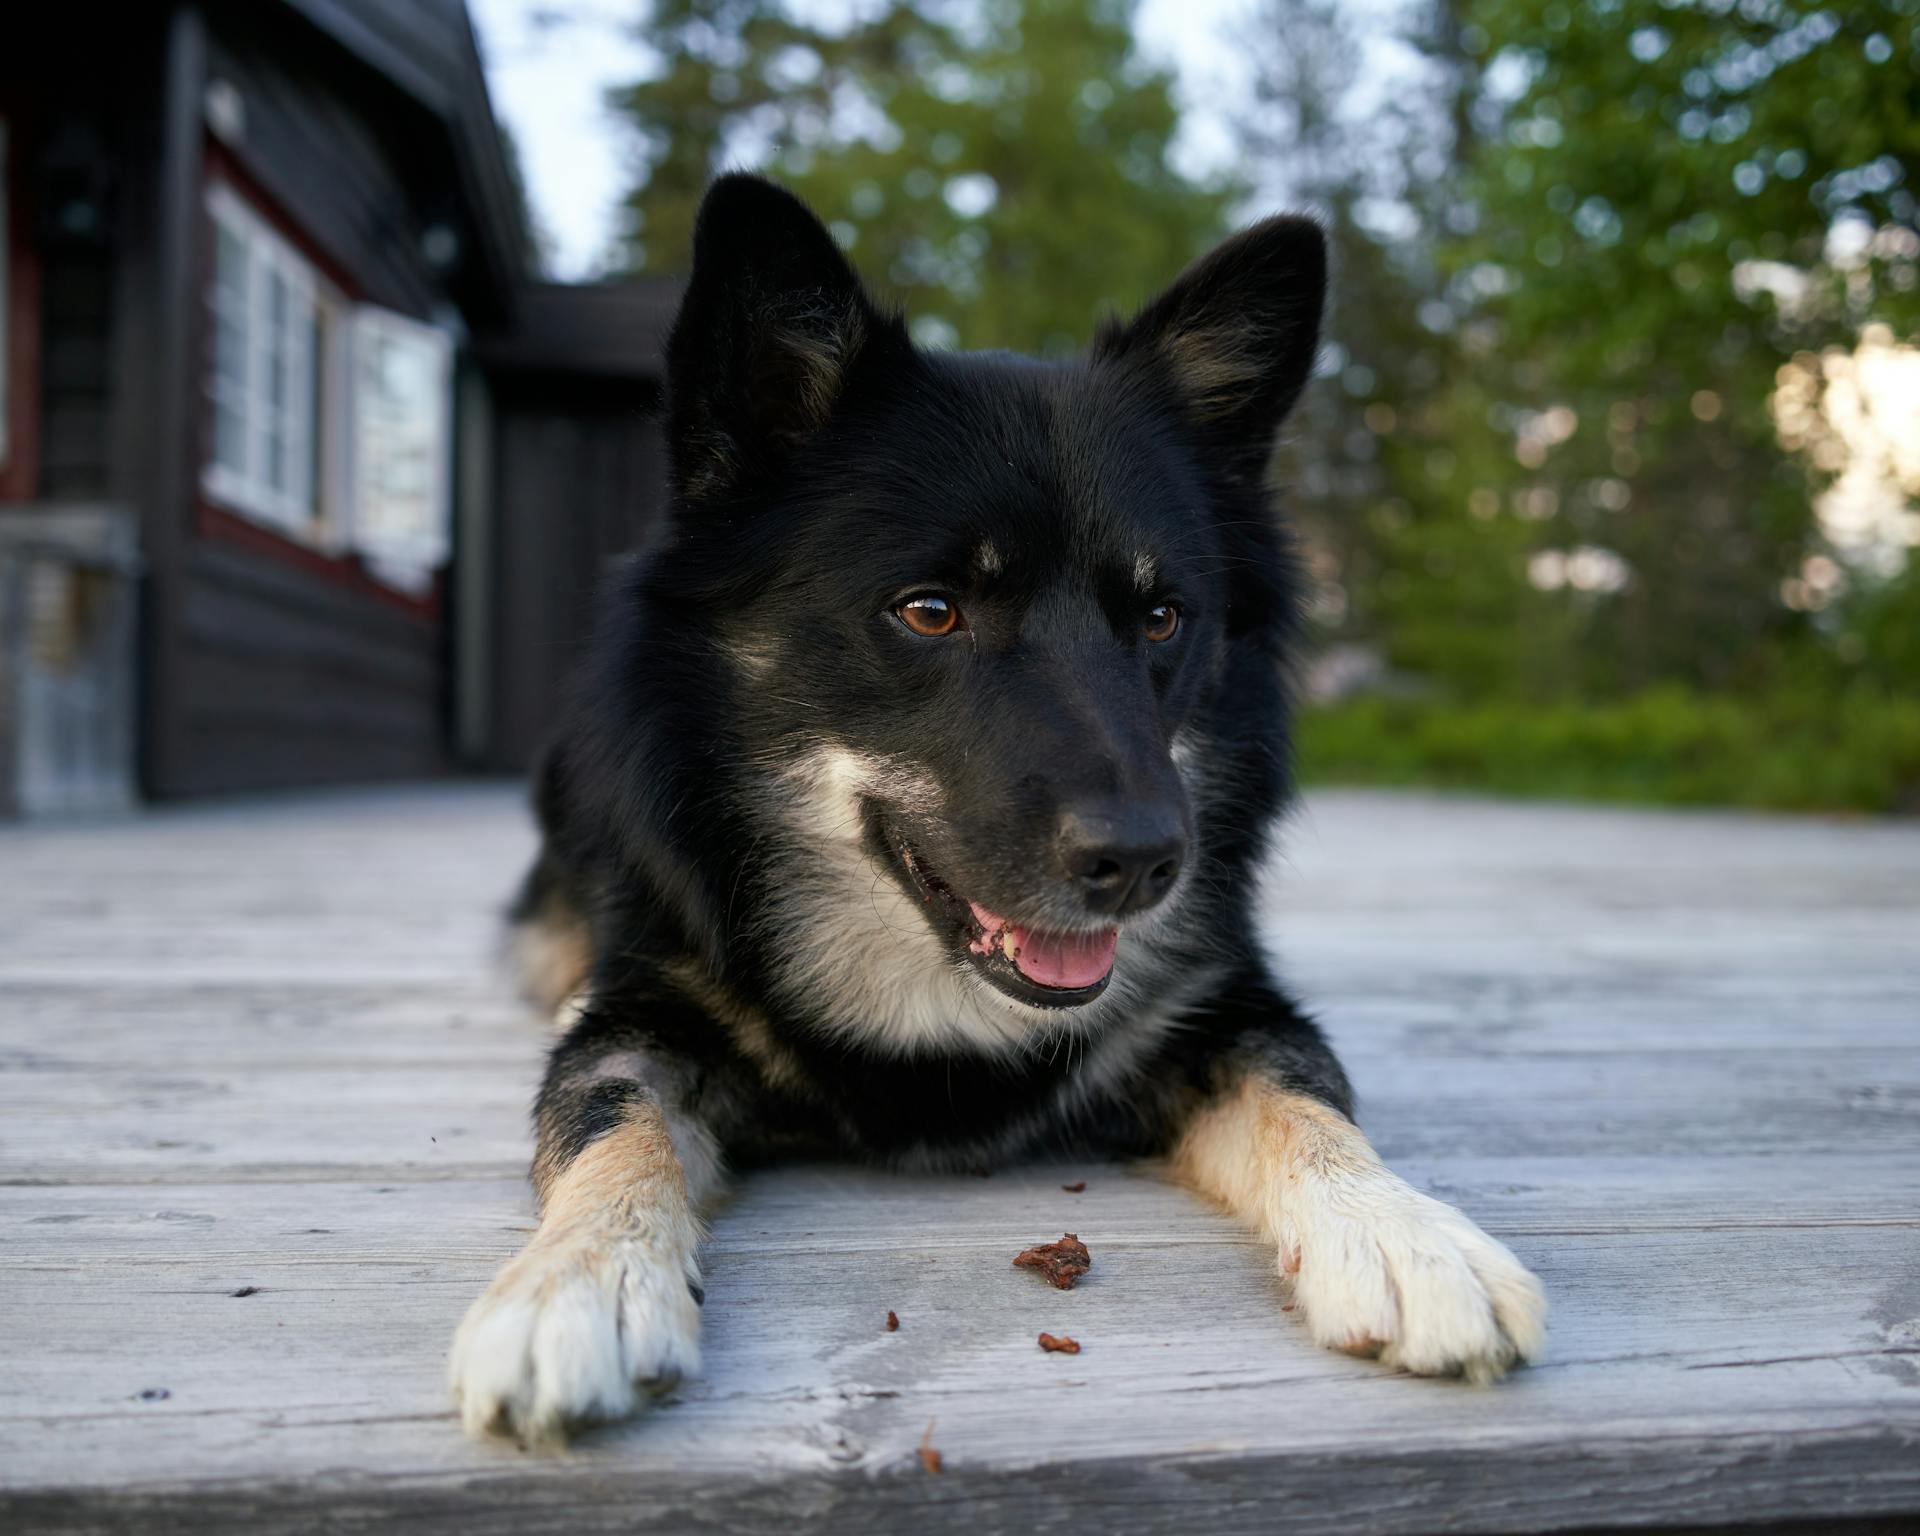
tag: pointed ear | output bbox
[1092,216,1326,480]
[664,175,905,502]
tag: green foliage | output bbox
[1255,0,1918,698]
[1444,0,1920,693]
[1299,686,1920,813]
[600,0,1920,811]
[1246,0,1920,809]
[609,0,1236,351]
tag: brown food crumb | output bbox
[1061,1181,1086,1193]
[885,1310,899,1332]
[1037,1332,1081,1354]
[918,1419,942,1474]
[1013,1232,1091,1289]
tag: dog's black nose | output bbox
[1057,802,1186,917]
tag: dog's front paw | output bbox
[449,1224,702,1443]
[1282,1171,1546,1383]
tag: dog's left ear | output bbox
[664,175,906,502]
[1092,216,1326,480]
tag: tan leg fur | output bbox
[1171,1073,1547,1381]
[449,1100,715,1441]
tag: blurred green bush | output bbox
[1300,685,1920,813]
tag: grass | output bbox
[1296,685,1920,814]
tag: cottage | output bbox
[0,0,674,812]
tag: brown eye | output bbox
[1143,603,1180,643]
[897,594,963,637]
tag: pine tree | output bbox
[609,0,1237,352]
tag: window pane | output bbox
[265,270,287,410]
[214,401,246,475]
[216,222,248,313]
[308,306,326,520]
[213,219,248,409]
[353,310,451,571]
[214,313,247,391]
[260,270,288,494]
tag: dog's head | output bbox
[634,176,1323,1041]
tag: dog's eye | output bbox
[1143,604,1180,643]
[897,594,964,637]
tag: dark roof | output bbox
[279,0,531,308]
[480,280,682,381]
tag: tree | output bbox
[1251,0,1918,700]
[609,0,1236,352]
[1240,0,1560,693]
[1450,0,1920,692]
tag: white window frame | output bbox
[202,180,327,538]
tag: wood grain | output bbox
[2,785,1917,1534]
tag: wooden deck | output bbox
[3,785,1916,1534]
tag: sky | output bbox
[467,0,1252,280]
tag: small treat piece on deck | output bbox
[1037,1332,1081,1354]
[1012,1232,1091,1289]
[1061,1181,1087,1193]
[885,1310,899,1332]
[918,1420,943,1474]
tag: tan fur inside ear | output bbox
[763,293,867,438]
[1161,322,1283,422]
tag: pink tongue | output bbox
[967,902,1119,990]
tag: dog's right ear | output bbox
[664,175,904,503]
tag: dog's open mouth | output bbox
[882,824,1117,1008]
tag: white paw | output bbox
[1280,1170,1546,1382]
[449,1225,702,1442]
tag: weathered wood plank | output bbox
[3,1043,1912,1180]
[1,786,1916,1535]
[2,1221,1916,1531]
[2,1150,1914,1276]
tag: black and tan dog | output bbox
[449,175,1546,1441]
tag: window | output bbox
[203,183,322,534]
[200,182,455,590]
[351,307,453,583]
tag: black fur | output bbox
[521,174,1350,1189]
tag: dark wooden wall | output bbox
[203,23,442,321]
[37,254,114,500]
[10,75,128,503]
[486,377,666,773]
[173,545,444,792]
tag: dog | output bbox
[449,174,1547,1441]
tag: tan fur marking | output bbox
[1170,1076,1375,1231]
[1171,1072,1547,1382]
[719,632,779,678]
[771,296,865,434]
[451,1098,709,1442]
[511,912,594,1018]
[1161,325,1272,419]
[533,1099,683,1214]
[663,955,807,1093]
